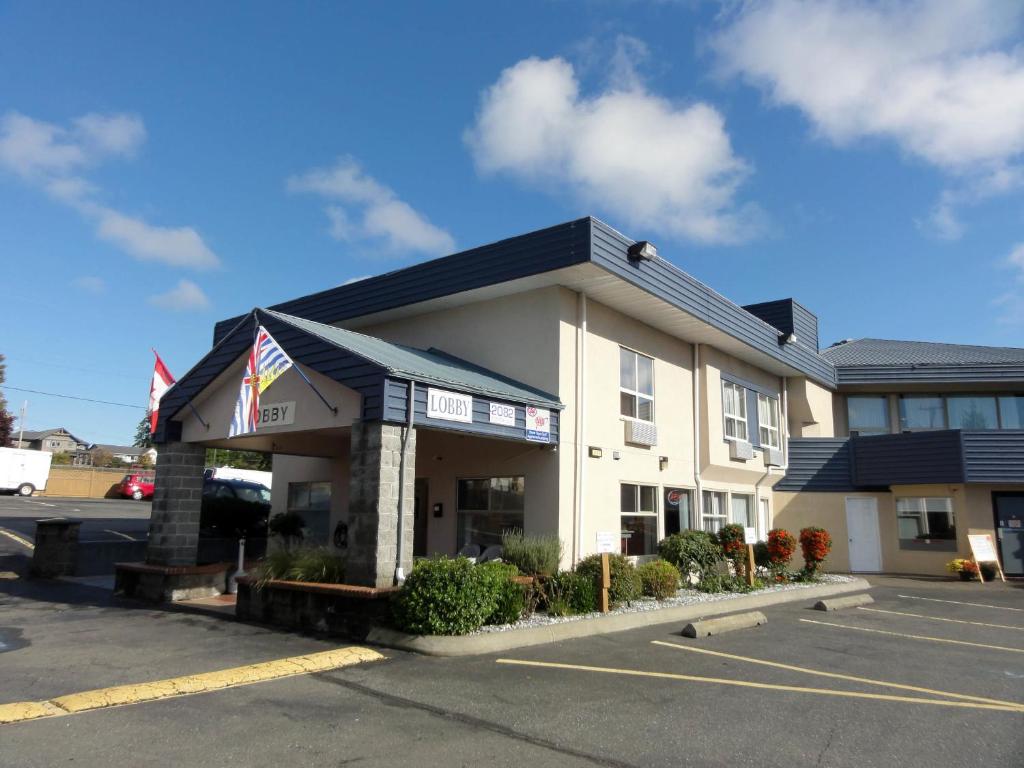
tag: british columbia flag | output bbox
[229,326,294,438]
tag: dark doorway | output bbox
[993,492,1024,576]
[413,478,429,557]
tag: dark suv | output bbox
[200,478,272,540]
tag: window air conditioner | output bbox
[624,420,658,447]
[728,440,754,461]
[765,447,784,467]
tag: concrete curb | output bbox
[813,593,874,611]
[366,577,872,657]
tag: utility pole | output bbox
[17,400,26,448]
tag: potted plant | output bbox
[946,558,979,581]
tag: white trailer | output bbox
[0,447,52,496]
[204,466,272,489]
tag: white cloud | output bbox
[72,275,106,294]
[0,110,219,269]
[148,279,211,311]
[95,208,219,270]
[288,157,455,256]
[711,0,1024,237]
[465,41,760,243]
[1008,243,1024,274]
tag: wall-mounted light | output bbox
[627,240,658,261]
[588,446,603,459]
[779,332,798,346]
[612,450,621,461]
[432,503,443,518]
[659,455,669,471]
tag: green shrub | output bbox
[696,573,755,593]
[575,553,642,607]
[392,558,523,635]
[657,530,722,579]
[637,559,680,600]
[753,542,770,569]
[500,530,562,577]
[252,546,345,587]
[268,511,306,542]
[544,571,598,616]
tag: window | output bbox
[847,395,890,434]
[730,494,754,528]
[620,483,658,555]
[946,396,998,429]
[619,348,654,421]
[999,396,1024,428]
[896,497,956,551]
[722,382,748,441]
[701,490,727,533]
[662,487,694,537]
[898,396,946,431]
[287,481,331,544]
[457,476,525,550]
[757,393,781,448]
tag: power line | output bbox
[0,385,146,410]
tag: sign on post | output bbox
[599,552,611,613]
[744,527,757,587]
[595,531,617,554]
[967,534,1006,583]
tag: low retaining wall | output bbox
[235,577,397,641]
[41,466,129,499]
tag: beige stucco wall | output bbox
[270,452,350,546]
[773,484,1006,576]
[787,377,837,438]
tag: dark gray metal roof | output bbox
[17,428,87,444]
[265,310,562,408]
[211,217,837,388]
[822,338,1024,385]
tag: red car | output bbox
[118,472,155,501]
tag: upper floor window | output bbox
[619,347,654,422]
[898,395,946,431]
[757,393,781,449]
[847,395,889,434]
[999,396,1024,428]
[946,395,998,430]
[722,381,748,441]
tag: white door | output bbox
[845,497,882,572]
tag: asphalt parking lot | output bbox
[0,495,151,543]
[0,568,1020,767]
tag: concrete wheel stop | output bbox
[681,611,767,638]
[813,593,874,611]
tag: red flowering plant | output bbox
[766,528,797,581]
[799,527,832,576]
[717,524,749,577]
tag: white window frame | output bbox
[757,393,781,449]
[701,489,728,533]
[722,381,748,442]
[619,347,655,423]
[620,482,659,556]
[895,497,955,540]
[729,493,755,528]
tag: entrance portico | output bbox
[142,308,563,592]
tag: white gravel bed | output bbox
[473,574,855,634]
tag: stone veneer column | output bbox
[346,420,416,588]
[145,441,206,566]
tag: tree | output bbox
[90,449,114,468]
[0,354,14,448]
[205,448,272,471]
[50,451,72,466]
[133,415,153,448]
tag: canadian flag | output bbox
[149,350,176,434]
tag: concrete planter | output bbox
[235,576,398,640]
[366,577,872,657]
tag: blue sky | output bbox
[1,1,1022,446]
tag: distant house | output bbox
[87,444,158,466]
[14,428,89,455]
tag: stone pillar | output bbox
[346,421,416,588]
[145,441,206,566]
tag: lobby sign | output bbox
[525,406,550,443]
[427,388,473,423]
[255,401,295,429]
[489,402,516,427]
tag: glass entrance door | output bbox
[993,492,1024,576]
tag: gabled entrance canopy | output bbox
[156,308,563,447]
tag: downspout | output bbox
[395,380,414,584]
[574,292,588,564]
[755,376,789,537]
[692,343,702,528]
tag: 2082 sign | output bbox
[489,402,516,426]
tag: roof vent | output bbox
[627,241,658,261]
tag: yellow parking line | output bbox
[897,595,1024,613]
[801,618,1024,653]
[651,641,1023,710]
[0,646,385,725]
[0,528,33,550]
[494,659,1023,713]
[857,607,1024,632]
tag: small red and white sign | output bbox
[525,406,550,443]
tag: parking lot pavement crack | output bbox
[310,672,641,768]
[814,725,836,767]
